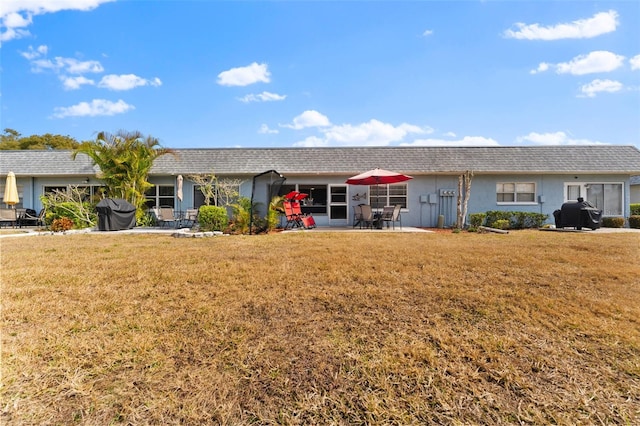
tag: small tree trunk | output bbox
[456,175,463,229]
[456,170,473,229]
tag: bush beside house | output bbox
[198,206,228,232]
[469,211,547,230]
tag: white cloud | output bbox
[20,44,48,60]
[579,79,623,98]
[422,29,433,37]
[323,121,427,146]
[631,55,640,71]
[61,76,95,90]
[238,91,286,103]
[292,118,429,147]
[294,136,327,147]
[1,0,115,43]
[504,10,618,40]
[52,99,134,118]
[530,62,550,75]
[23,51,104,74]
[532,51,625,75]
[217,62,270,86]
[557,51,624,75]
[403,136,500,147]
[443,132,457,138]
[98,74,162,91]
[282,110,331,130]
[516,131,606,145]
[258,124,279,134]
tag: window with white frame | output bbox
[193,183,241,208]
[370,183,408,210]
[145,185,175,208]
[496,182,536,203]
[43,185,105,203]
[565,182,623,216]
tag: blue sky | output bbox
[1,0,639,149]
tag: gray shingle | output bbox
[2,146,640,177]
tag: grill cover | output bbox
[96,198,136,231]
[553,198,602,230]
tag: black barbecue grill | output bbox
[553,197,602,230]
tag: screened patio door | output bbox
[328,185,348,226]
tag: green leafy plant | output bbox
[267,195,285,232]
[469,213,486,228]
[137,211,156,227]
[631,204,640,216]
[629,215,640,229]
[72,130,174,222]
[41,188,96,229]
[484,210,547,229]
[491,219,510,230]
[198,205,228,232]
[602,217,625,228]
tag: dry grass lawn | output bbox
[1,231,639,425]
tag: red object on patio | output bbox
[345,168,413,185]
[284,191,308,201]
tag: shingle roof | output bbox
[2,145,640,177]
[0,150,100,176]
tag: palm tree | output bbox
[73,130,174,221]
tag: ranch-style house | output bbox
[1,145,640,228]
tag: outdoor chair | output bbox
[18,208,45,227]
[358,204,374,229]
[158,207,179,228]
[381,204,402,229]
[182,209,198,228]
[283,201,301,229]
[0,208,17,228]
[291,201,316,229]
[353,204,363,228]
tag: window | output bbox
[193,183,241,208]
[496,182,536,204]
[279,184,328,214]
[370,184,408,209]
[566,183,623,216]
[145,185,175,209]
[44,185,105,203]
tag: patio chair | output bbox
[283,201,302,229]
[381,204,402,229]
[0,208,17,228]
[182,209,198,228]
[158,207,179,228]
[291,201,316,229]
[18,208,45,227]
[358,204,374,229]
[353,204,363,228]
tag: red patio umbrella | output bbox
[346,168,413,214]
[345,168,413,185]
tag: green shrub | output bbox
[198,205,228,232]
[602,217,624,228]
[137,211,156,227]
[44,201,96,229]
[230,197,252,234]
[484,211,548,229]
[485,211,512,227]
[491,219,510,230]
[631,204,640,216]
[469,213,486,228]
[629,215,640,229]
[513,212,548,229]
